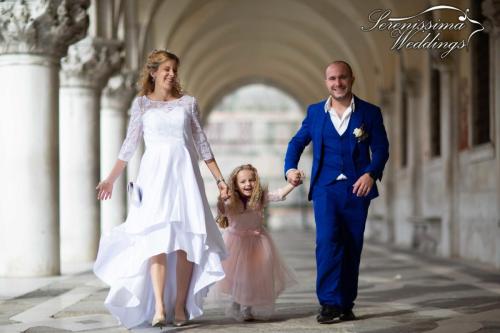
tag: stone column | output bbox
[379,89,395,243]
[59,36,122,264]
[0,0,89,277]
[404,70,422,220]
[124,0,140,70]
[123,0,143,186]
[436,63,458,257]
[100,71,137,233]
[482,0,500,267]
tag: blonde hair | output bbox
[216,164,267,228]
[137,49,183,97]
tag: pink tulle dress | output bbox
[217,189,297,319]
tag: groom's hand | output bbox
[352,173,374,197]
[287,169,303,187]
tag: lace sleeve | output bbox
[266,189,286,203]
[118,97,143,161]
[190,97,214,161]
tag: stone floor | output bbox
[1,230,500,333]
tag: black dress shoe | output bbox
[316,305,341,324]
[340,310,356,321]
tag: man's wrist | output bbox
[367,172,376,181]
[216,178,226,185]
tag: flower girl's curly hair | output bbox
[216,164,267,228]
[138,49,183,97]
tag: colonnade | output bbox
[1,0,500,277]
[0,0,138,276]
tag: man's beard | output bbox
[332,90,350,101]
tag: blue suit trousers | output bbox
[312,180,370,310]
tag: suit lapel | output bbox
[349,97,363,155]
[315,101,329,151]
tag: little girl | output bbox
[216,164,303,321]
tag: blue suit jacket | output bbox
[284,95,389,201]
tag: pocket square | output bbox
[127,182,143,207]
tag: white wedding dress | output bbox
[93,95,227,328]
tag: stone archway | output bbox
[201,83,314,229]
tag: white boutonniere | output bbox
[353,124,368,142]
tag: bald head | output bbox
[325,61,353,78]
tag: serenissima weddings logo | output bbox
[361,5,484,59]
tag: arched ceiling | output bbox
[137,0,442,116]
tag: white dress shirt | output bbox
[324,95,355,135]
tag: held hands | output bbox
[287,169,306,187]
[96,180,113,200]
[352,173,374,197]
[217,180,230,200]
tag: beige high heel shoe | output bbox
[173,309,189,327]
[151,312,166,328]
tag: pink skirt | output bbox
[218,227,296,311]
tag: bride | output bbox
[94,49,228,328]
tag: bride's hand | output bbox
[96,180,113,200]
[218,181,230,200]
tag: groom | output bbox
[284,61,389,324]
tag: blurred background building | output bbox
[0,0,499,277]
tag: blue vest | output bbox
[316,117,356,186]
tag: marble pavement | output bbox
[1,230,500,333]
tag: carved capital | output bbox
[102,70,138,110]
[0,0,90,58]
[432,62,453,74]
[483,0,500,29]
[377,88,393,111]
[428,47,457,66]
[60,36,124,89]
[402,69,421,97]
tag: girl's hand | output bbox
[218,181,230,200]
[96,180,113,200]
